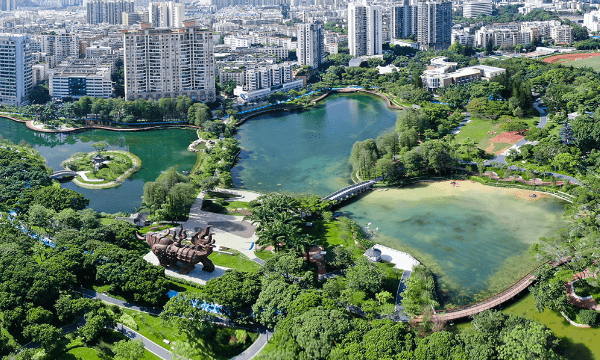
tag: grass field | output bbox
[209,250,261,272]
[56,331,160,360]
[569,56,600,71]
[122,308,259,360]
[455,115,537,154]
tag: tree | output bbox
[498,322,559,360]
[160,294,215,339]
[188,103,212,126]
[28,204,55,229]
[281,306,352,360]
[414,331,466,360]
[23,324,66,355]
[113,339,145,360]
[53,208,82,229]
[27,84,51,104]
[551,152,578,172]
[529,266,570,314]
[345,257,383,295]
[375,291,393,305]
[79,308,116,343]
[401,265,439,317]
[252,274,301,327]
[91,141,109,153]
[201,270,262,323]
[33,186,89,212]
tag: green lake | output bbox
[232,92,568,304]
[0,117,197,213]
[232,93,398,195]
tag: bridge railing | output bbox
[434,257,567,317]
[324,180,374,199]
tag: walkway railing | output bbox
[424,257,569,322]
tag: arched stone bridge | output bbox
[324,177,383,203]
[50,170,78,179]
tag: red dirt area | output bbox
[542,52,600,64]
[484,131,525,154]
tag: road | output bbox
[231,328,273,360]
[115,324,174,360]
[79,287,161,315]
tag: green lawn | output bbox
[122,308,259,360]
[573,280,600,302]
[569,55,600,71]
[254,249,276,261]
[209,250,261,272]
[201,199,251,216]
[56,331,160,360]
[206,191,238,199]
[455,115,537,154]
[455,116,504,151]
[503,293,600,360]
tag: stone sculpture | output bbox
[138,226,215,274]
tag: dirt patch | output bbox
[484,131,525,154]
[543,52,600,64]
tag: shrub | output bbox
[235,329,248,344]
[576,309,598,326]
[118,313,138,330]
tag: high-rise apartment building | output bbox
[60,0,82,7]
[297,22,325,69]
[123,23,216,102]
[149,2,185,28]
[392,0,417,40]
[0,34,32,106]
[417,0,452,50]
[462,0,492,19]
[39,32,79,62]
[348,1,382,57]
[87,0,134,25]
[0,0,15,11]
[122,11,148,26]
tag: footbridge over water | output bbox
[50,170,78,179]
[323,177,382,203]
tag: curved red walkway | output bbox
[418,258,568,322]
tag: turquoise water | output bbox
[338,184,567,304]
[232,93,398,195]
[232,94,568,304]
[0,118,197,213]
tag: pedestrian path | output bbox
[115,324,173,360]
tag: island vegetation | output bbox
[61,142,142,189]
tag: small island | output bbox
[61,142,142,189]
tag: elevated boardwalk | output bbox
[423,257,568,322]
[50,170,78,179]
[323,177,382,202]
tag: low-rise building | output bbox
[325,43,338,54]
[234,78,304,102]
[49,60,113,99]
[421,56,505,90]
[32,63,49,85]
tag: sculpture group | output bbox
[138,226,216,274]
